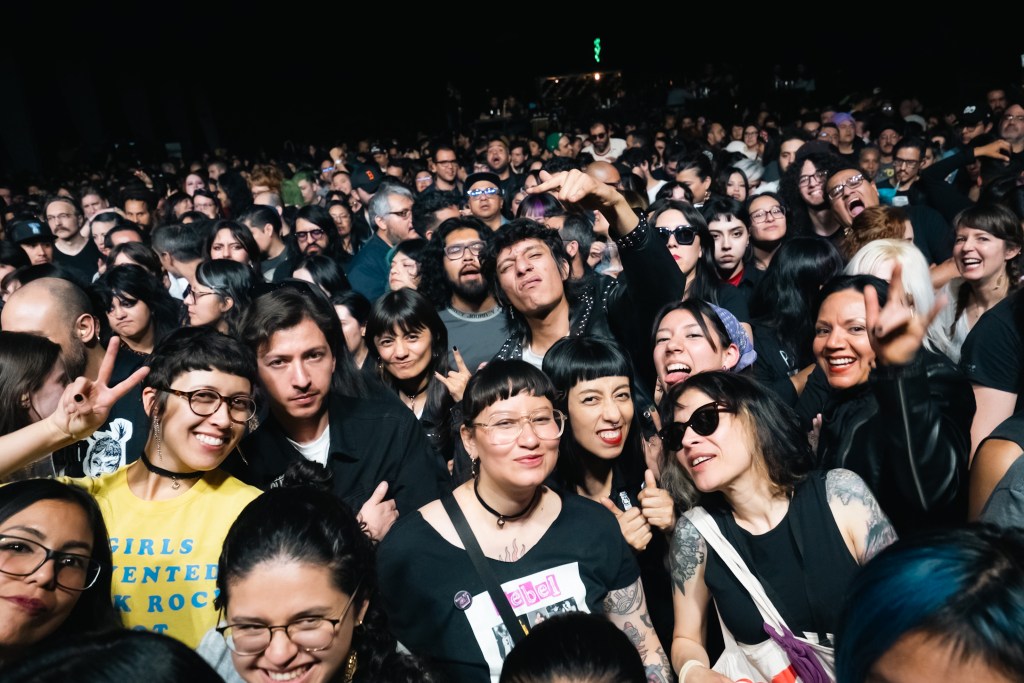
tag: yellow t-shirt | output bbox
[66,468,261,648]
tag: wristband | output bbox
[679,659,707,683]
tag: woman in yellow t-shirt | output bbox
[0,328,262,648]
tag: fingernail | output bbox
[74,394,84,403]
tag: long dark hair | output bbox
[194,259,255,337]
[749,237,844,367]
[0,480,121,649]
[93,264,181,347]
[204,219,261,270]
[0,331,63,437]
[216,465,395,682]
[365,289,453,457]
[543,337,646,493]
[294,253,351,298]
[659,371,814,511]
[648,199,721,303]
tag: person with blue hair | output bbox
[836,524,1024,683]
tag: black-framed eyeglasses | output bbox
[749,206,786,224]
[434,159,459,167]
[797,169,829,187]
[0,535,101,591]
[471,408,566,445]
[386,208,413,219]
[444,241,486,260]
[467,187,500,199]
[893,158,921,168]
[158,387,257,424]
[827,173,865,201]
[656,225,697,245]
[183,287,221,303]
[659,402,732,451]
[217,582,361,656]
[295,228,326,243]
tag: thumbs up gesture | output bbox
[600,496,653,552]
[638,469,676,534]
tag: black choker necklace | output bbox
[140,453,203,490]
[473,478,542,528]
[399,382,428,405]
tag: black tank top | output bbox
[704,471,859,645]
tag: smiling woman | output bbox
[0,479,119,667]
[60,328,263,648]
[378,360,672,683]
[660,372,895,683]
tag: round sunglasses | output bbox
[659,401,732,451]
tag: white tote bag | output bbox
[685,507,836,683]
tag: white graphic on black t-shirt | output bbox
[464,562,588,682]
[83,418,132,477]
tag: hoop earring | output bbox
[343,651,358,683]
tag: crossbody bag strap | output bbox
[441,494,528,644]
[685,507,788,630]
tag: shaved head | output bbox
[1,278,97,379]
[585,161,621,188]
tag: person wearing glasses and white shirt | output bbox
[348,182,416,301]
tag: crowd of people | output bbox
[1,81,1023,683]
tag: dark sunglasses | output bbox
[656,225,697,245]
[660,402,730,451]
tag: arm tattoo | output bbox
[623,620,647,659]
[670,517,706,594]
[603,580,642,615]
[827,469,898,563]
[646,646,671,683]
[501,538,527,562]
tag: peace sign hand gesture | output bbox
[49,338,150,443]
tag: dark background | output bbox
[1,11,1020,177]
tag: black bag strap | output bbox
[441,494,528,644]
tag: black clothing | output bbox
[225,391,449,515]
[56,349,150,477]
[906,204,953,266]
[494,215,685,400]
[817,350,973,533]
[977,414,1024,528]
[960,293,1023,408]
[377,492,638,683]
[53,239,102,285]
[347,233,390,300]
[704,471,859,645]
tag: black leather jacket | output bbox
[816,349,973,533]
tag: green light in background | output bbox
[594,38,601,63]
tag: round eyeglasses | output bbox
[158,387,257,424]
[0,535,102,591]
[471,408,567,445]
[218,583,361,656]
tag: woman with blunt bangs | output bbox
[377,360,671,683]
[544,336,677,650]
[661,372,895,683]
[836,524,1024,683]
[366,288,468,474]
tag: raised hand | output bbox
[49,338,149,443]
[435,347,472,403]
[600,497,653,552]
[638,469,676,533]
[864,262,944,366]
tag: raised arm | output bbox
[0,338,148,479]
[603,578,672,683]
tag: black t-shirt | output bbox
[56,349,150,477]
[53,239,102,286]
[907,204,953,266]
[377,493,639,683]
[960,294,1022,402]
